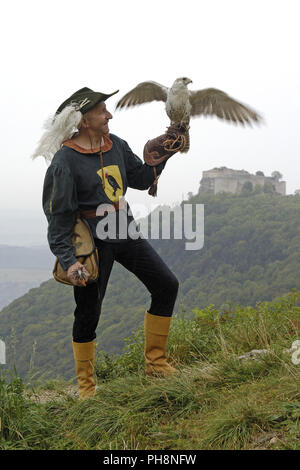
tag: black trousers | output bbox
[72,237,179,342]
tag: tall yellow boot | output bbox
[144,311,176,377]
[72,340,96,399]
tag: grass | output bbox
[0,290,299,450]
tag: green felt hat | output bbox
[56,87,119,115]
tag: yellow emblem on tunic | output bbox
[97,165,123,203]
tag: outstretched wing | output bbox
[189,88,261,126]
[116,81,168,110]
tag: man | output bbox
[34,87,185,399]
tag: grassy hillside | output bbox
[0,267,149,381]
[1,191,300,380]
[0,292,299,450]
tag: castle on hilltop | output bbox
[198,167,286,195]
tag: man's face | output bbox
[84,101,113,135]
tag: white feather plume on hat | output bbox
[31,104,83,163]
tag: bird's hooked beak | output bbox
[185,78,193,85]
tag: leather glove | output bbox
[143,123,188,166]
[144,123,188,197]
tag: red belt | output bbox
[80,198,127,219]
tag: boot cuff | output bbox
[144,311,172,336]
[72,340,95,361]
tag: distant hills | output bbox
[0,245,54,309]
[0,209,48,246]
[0,244,54,269]
[1,191,300,380]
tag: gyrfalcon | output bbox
[116,77,262,152]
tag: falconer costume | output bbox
[34,87,185,399]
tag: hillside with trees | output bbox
[1,191,300,380]
[1,291,299,450]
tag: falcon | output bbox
[116,77,262,152]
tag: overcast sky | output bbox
[1,0,300,244]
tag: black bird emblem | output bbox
[105,173,121,196]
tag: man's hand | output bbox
[67,261,90,287]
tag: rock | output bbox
[253,432,277,445]
[284,340,300,353]
[238,349,270,361]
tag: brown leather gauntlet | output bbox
[144,123,188,197]
[143,123,188,166]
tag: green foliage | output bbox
[0,370,61,449]
[0,292,299,450]
[95,327,145,380]
[0,371,25,443]
[270,402,300,449]
[95,291,300,383]
[2,192,300,380]
[241,181,253,195]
